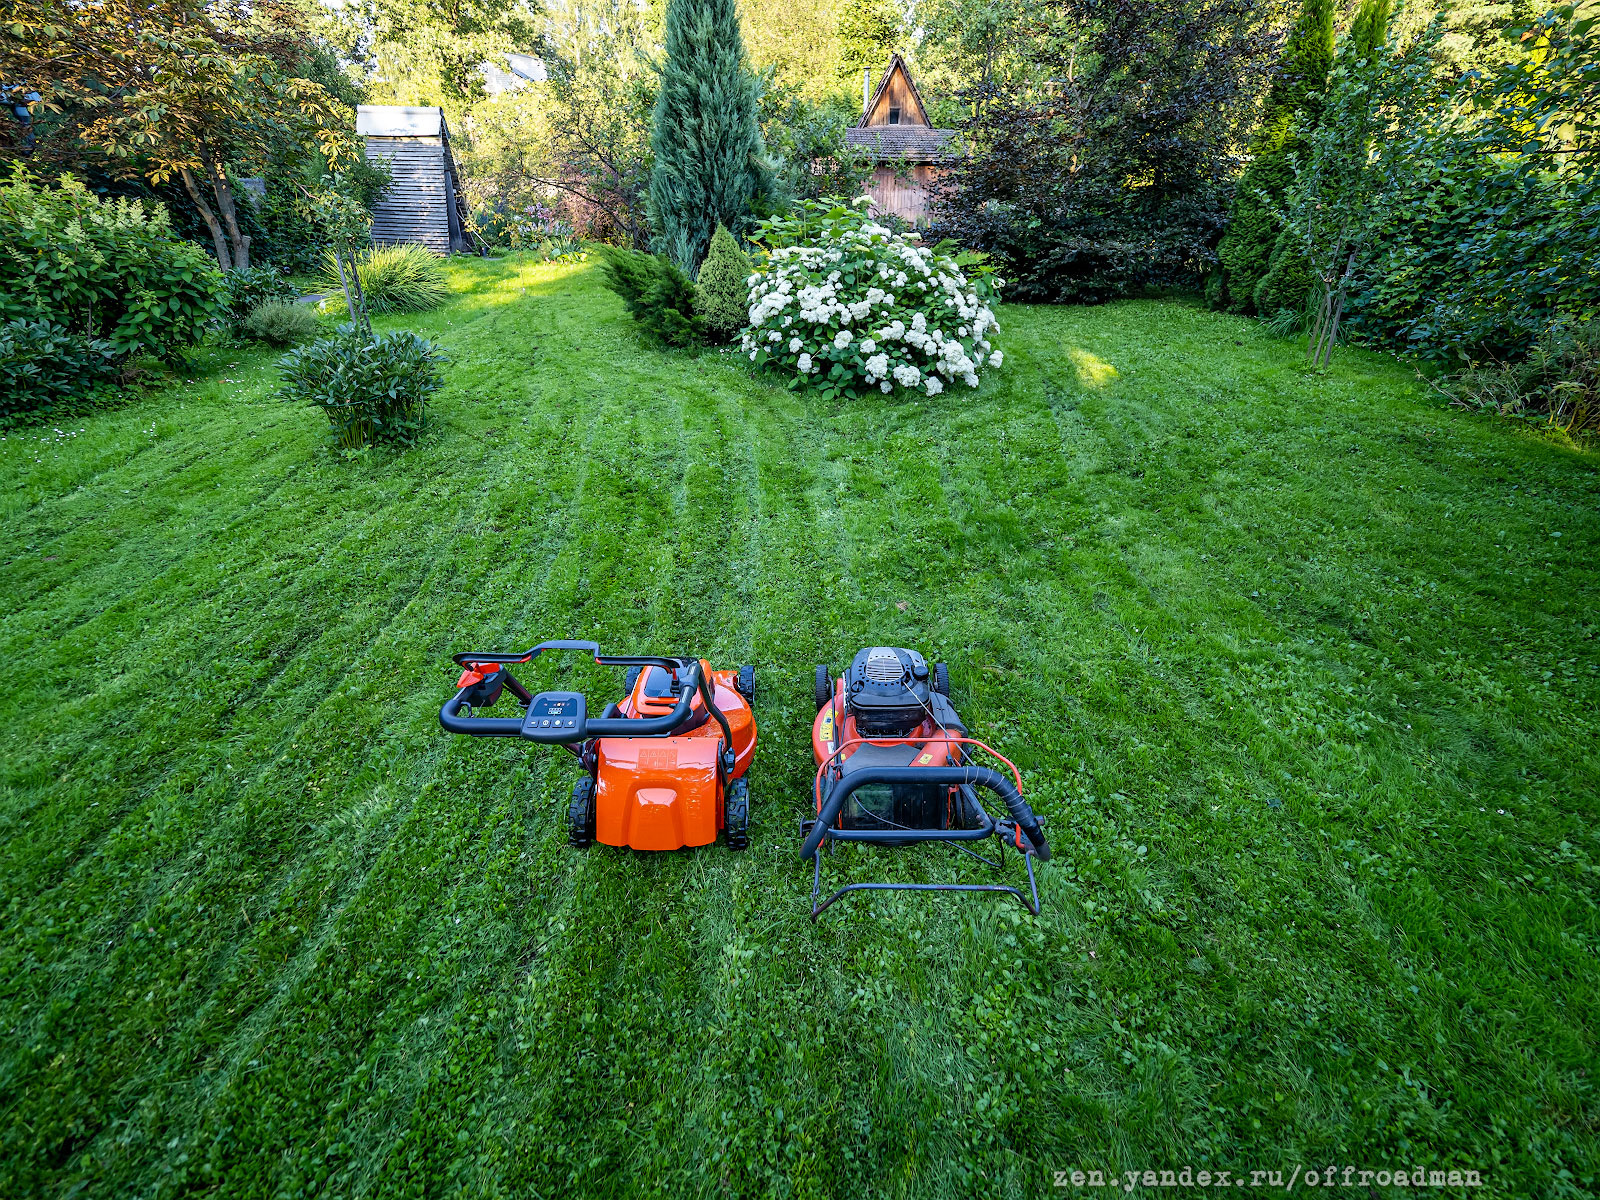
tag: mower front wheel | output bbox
[933,661,950,697]
[814,664,832,712]
[567,778,596,848]
[736,664,755,702]
[724,778,749,850]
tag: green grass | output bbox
[1,255,1596,1199]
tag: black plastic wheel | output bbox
[814,664,832,712]
[622,665,641,700]
[736,664,755,702]
[724,778,749,850]
[567,778,596,848]
[932,661,950,698]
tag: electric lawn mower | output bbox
[440,640,756,850]
[800,647,1051,917]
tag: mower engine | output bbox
[841,646,934,735]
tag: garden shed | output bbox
[356,105,470,253]
[844,55,955,226]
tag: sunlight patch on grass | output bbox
[1069,346,1120,387]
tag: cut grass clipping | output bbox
[320,244,450,315]
[1,253,1595,1199]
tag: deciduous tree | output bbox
[933,0,1280,303]
[2,0,357,271]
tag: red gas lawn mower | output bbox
[801,646,1051,917]
[440,640,756,851]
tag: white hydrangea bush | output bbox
[739,198,1003,400]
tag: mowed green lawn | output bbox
[2,255,1596,1199]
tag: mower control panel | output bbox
[520,691,587,743]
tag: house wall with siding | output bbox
[365,136,454,252]
[867,163,944,226]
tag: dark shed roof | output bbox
[844,125,956,163]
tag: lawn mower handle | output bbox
[451,639,682,670]
[439,658,731,747]
[799,765,1051,862]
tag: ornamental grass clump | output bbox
[740,197,1003,399]
[319,244,449,315]
[240,299,320,347]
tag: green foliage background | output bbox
[1214,0,1336,315]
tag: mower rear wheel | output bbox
[814,664,832,712]
[622,665,641,700]
[736,664,755,702]
[724,778,749,850]
[933,661,950,697]
[567,778,596,848]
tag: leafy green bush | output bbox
[741,197,1003,399]
[1351,154,1599,365]
[0,319,120,423]
[1340,6,1599,366]
[279,324,447,450]
[598,245,703,347]
[694,224,752,343]
[0,168,223,361]
[319,245,449,315]
[221,266,297,334]
[241,300,320,347]
[1437,321,1599,438]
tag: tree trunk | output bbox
[347,251,372,337]
[181,166,232,270]
[201,148,250,271]
[1308,250,1356,369]
[332,246,372,338]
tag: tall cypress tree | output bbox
[649,0,769,274]
[1212,0,1335,314]
[1254,0,1390,318]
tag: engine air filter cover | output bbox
[844,646,932,736]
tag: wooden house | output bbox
[843,55,955,227]
[356,105,470,253]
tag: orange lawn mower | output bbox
[800,646,1051,917]
[440,640,756,850]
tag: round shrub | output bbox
[240,300,320,347]
[320,244,449,315]
[739,198,1003,399]
[221,266,297,334]
[279,324,447,450]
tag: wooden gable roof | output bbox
[845,54,954,163]
[858,53,931,129]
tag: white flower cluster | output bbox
[739,217,1003,398]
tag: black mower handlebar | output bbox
[800,764,1051,862]
[450,639,681,670]
[439,652,733,750]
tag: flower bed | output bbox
[739,199,1002,399]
